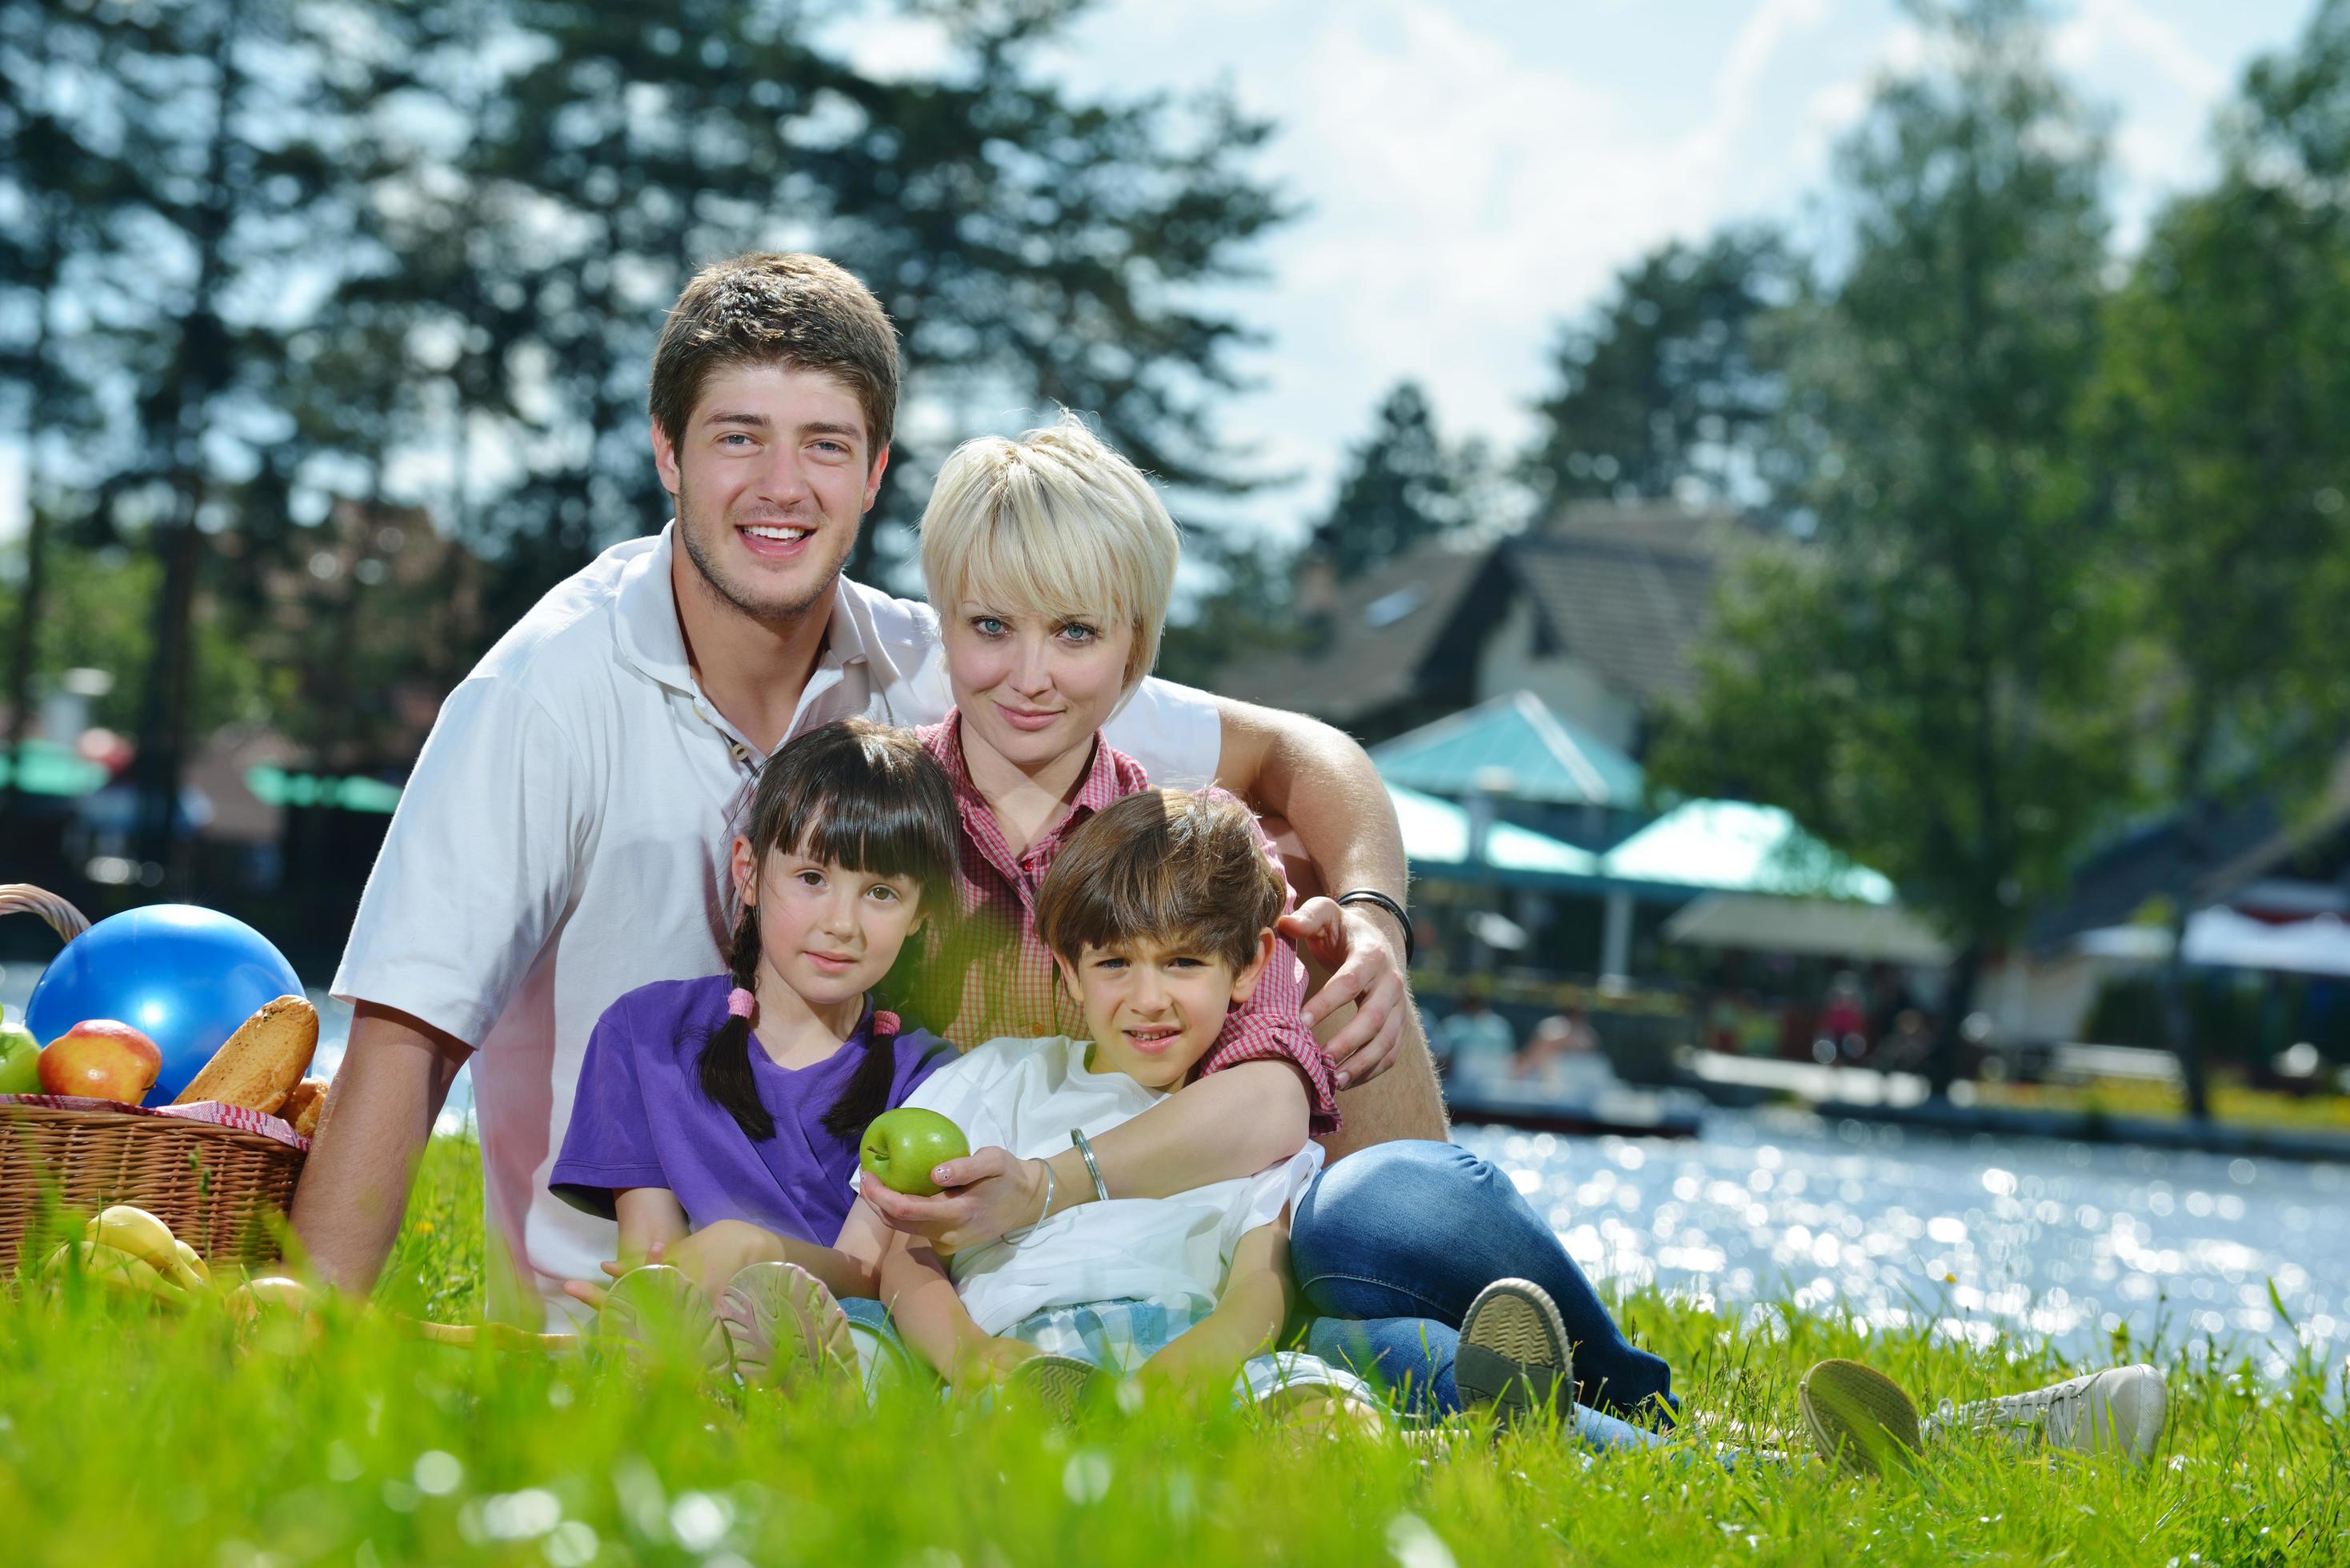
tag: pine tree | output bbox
[1310,382,1474,582]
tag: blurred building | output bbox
[1217,499,1752,754]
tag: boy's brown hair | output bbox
[1036,790,1284,974]
[649,252,900,455]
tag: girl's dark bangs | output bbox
[796,789,945,882]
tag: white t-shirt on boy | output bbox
[330,525,1222,1323]
[887,1034,1323,1335]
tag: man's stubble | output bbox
[673,472,854,631]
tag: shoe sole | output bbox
[1455,1278,1572,1425]
[1799,1358,1921,1478]
[715,1261,857,1386]
[1008,1354,1101,1422]
[596,1264,731,1372]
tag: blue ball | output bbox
[26,905,305,1103]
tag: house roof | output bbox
[1371,690,1646,809]
[1388,782,1601,882]
[1600,798,1896,902]
[1213,542,1489,724]
[1507,502,1746,706]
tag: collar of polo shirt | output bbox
[610,521,872,698]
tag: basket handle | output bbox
[0,884,90,944]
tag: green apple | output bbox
[0,1022,38,1095]
[859,1108,971,1196]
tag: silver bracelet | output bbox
[1071,1129,1110,1204]
[1002,1158,1055,1246]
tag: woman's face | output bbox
[943,598,1135,777]
[735,838,925,1011]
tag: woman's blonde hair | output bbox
[917,413,1179,696]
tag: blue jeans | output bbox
[1303,1315,1665,1451]
[841,1296,921,1392]
[1288,1139,1678,1423]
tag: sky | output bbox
[847,0,2321,542]
[0,1,2323,545]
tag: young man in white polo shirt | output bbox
[291,252,1441,1324]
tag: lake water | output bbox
[1455,1111,2349,1378]
[16,968,2341,1376]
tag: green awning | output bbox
[1599,799,1894,902]
[1371,691,1645,809]
[1389,782,1600,880]
[245,765,404,814]
[0,739,109,797]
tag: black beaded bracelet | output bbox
[1335,888,1415,965]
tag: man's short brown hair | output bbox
[649,252,900,455]
[1036,789,1285,974]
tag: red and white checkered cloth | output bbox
[0,1093,309,1150]
[915,714,1341,1134]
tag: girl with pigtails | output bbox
[546,718,957,1386]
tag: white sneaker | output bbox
[1927,1365,2168,1464]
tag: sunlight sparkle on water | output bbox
[1461,1109,2349,1378]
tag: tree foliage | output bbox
[2086,0,2350,1113]
[0,0,1287,881]
[1307,380,1482,582]
[1519,228,1796,516]
[1653,0,2134,1090]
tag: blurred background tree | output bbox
[1306,380,1479,582]
[2,0,1289,892]
[2089,0,2350,1117]
[1653,0,2136,1095]
[1519,227,1798,518]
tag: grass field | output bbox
[2,1136,2342,1566]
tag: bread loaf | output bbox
[280,1076,328,1136]
[173,996,318,1112]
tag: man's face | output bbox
[653,362,889,625]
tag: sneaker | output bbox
[1926,1364,2168,1464]
[1798,1358,1921,1478]
[1455,1278,1574,1426]
[596,1263,731,1372]
[714,1261,857,1386]
[1005,1353,1103,1423]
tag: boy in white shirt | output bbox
[871,787,1379,1418]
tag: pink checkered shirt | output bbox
[915,714,1341,1134]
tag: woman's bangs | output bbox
[952,498,1131,632]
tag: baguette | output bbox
[173,996,318,1113]
[281,1076,329,1137]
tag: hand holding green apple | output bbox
[859,1108,971,1196]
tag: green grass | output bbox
[2,1137,2343,1566]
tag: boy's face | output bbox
[655,362,889,625]
[1055,930,1275,1091]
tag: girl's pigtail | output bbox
[820,1006,908,1142]
[699,907,777,1142]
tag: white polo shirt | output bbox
[330,525,1220,1323]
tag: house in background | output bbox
[1217,499,1751,754]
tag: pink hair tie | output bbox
[727,987,757,1020]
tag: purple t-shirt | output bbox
[550,974,951,1244]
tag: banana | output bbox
[46,1239,193,1306]
[172,1238,212,1289]
[83,1205,207,1292]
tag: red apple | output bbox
[38,1019,162,1105]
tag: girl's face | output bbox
[943,598,1135,776]
[733,838,926,1011]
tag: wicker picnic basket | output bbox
[0,885,306,1272]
